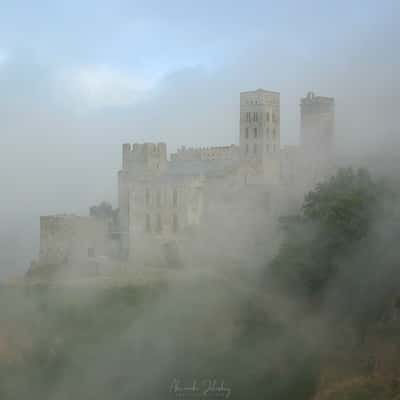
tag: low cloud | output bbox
[57,65,156,109]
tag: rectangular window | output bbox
[145,188,150,206]
[88,248,95,258]
[266,112,270,122]
[245,127,249,138]
[253,143,257,154]
[156,190,161,207]
[156,214,162,233]
[173,188,178,207]
[266,144,269,152]
[172,214,179,233]
[245,144,249,153]
[254,127,257,138]
[146,214,151,232]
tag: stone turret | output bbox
[118,142,168,257]
[300,92,335,184]
[300,92,334,157]
[122,142,167,178]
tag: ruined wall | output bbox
[38,215,109,268]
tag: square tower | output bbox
[118,142,168,257]
[240,89,280,161]
[300,92,334,158]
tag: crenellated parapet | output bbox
[121,142,168,181]
[122,142,167,171]
[170,144,239,161]
[300,92,335,156]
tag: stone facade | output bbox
[171,145,239,161]
[240,89,281,159]
[31,89,335,275]
[300,92,335,155]
[299,92,336,185]
[117,141,207,265]
[128,176,204,267]
[239,89,281,185]
[37,215,110,273]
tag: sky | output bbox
[0,0,399,276]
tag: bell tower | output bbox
[239,89,281,184]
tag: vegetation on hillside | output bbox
[268,168,400,399]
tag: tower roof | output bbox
[301,92,334,105]
[240,88,280,96]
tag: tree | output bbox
[89,201,114,219]
[303,168,379,242]
[268,168,381,301]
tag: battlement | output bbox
[170,144,239,161]
[240,89,280,106]
[300,92,334,117]
[300,92,334,113]
[300,92,335,155]
[122,142,167,171]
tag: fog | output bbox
[0,2,399,398]
[0,1,398,277]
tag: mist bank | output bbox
[1,166,400,399]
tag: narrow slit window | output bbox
[173,214,179,233]
[146,214,151,232]
[145,188,151,206]
[157,214,162,233]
